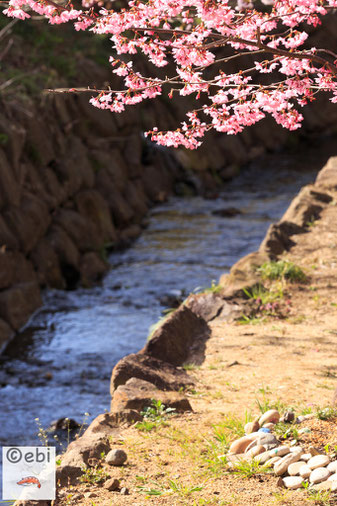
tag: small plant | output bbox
[316,406,337,420]
[35,418,49,446]
[257,260,307,283]
[232,458,272,478]
[241,285,290,321]
[136,399,176,431]
[167,478,203,497]
[306,488,331,505]
[202,280,222,294]
[79,465,109,485]
[273,422,300,442]
[183,363,200,371]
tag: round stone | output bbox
[244,420,260,434]
[269,446,290,458]
[259,409,280,426]
[328,472,337,481]
[263,423,275,430]
[265,456,281,467]
[301,453,312,462]
[299,464,312,479]
[106,449,128,466]
[308,455,330,470]
[311,480,332,491]
[283,476,304,490]
[290,446,303,454]
[274,451,303,476]
[246,445,266,458]
[309,467,331,484]
[288,461,306,476]
[253,450,271,465]
[327,461,337,473]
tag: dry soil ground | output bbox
[56,188,337,506]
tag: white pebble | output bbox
[308,455,330,470]
[309,467,331,484]
[327,461,337,473]
[283,476,304,490]
[299,464,312,479]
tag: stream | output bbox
[0,140,335,457]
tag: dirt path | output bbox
[55,180,337,506]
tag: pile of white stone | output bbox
[227,408,337,491]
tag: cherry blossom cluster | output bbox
[3,0,337,148]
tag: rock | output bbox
[311,481,332,491]
[269,446,291,458]
[106,449,127,466]
[110,353,194,393]
[255,432,278,450]
[49,418,80,431]
[258,428,271,434]
[259,409,280,426]
[60,433,110,469]
[185,293,225,322]
[299,464,312,479]
[219,251,269,298]
[104,478,120,491]
[254,451,271,465]
[259,221,303,257]
[265,456,281,467]
[80,252,108,286]
[263,423,275,430]
[0,282,42,330]
[309,446,321,456]
[307,455,330,470]
[0,318,13,349]
[120,487,129,495]
[281,411,295,423]
[290,446,304,453]
[75,189,117,243]
[288,461,307,476]
[56,465,83,486]
[316,156,337,190]
[244,419,260,435]
[282,476,304,490]
[229,434,260,455]
[328,472,337,481]
[301,453,312,461]
[246,445,266,458]
[226,453,251,467]
[143,305,210,366]
[310,467,331,484]
[280,185,331,228]
[327,461,337,473]
[212,207,242,218]
[111,377,192,413]
[274,450,303,476]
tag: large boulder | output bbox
[280,185,332,228]
[0,282,42,330]
[316,156,337,190]
[143,305,210,366]
[111,377,192,413]
[110,353,194,394]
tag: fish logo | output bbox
[17,476,41,488]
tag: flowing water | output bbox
[0,141,335,457]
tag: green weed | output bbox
[316,406,337,421]
[257,260,306,283]
[136,400,176,431]
[232,458,272,478]
[79,466,109,485]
